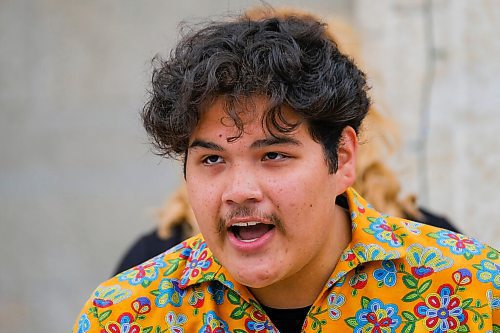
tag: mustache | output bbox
[217,206,285,235]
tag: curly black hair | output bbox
[142,14,370,173]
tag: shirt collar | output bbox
[322,187,408,289]
[179,187,408,294]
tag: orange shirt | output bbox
[74,188,499,333]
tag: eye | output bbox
[202,155,224,165]
[263,152,287,161]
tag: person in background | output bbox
[113,185,198,274]
[113,7,458,275]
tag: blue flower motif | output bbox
[373,260,397,287]
[475,259,500,289]
[414,284,467,332]
[77,313,90,333]
[487,290,500,310]
[180,242,213,286]
[351,243,399,262]
[166,242,191,256]
[198,310,231,333]
[434,230,484,257]
[354,299,401,333]
[165,311,188,332]
[92,285,131,308]
[368,218,404,247]
[155,278,187,308]
[207,282,225,305]
[327,292,345,320]
[406,244,453,278]
[117,255,166,286]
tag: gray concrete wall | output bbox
[0,0,498,332]
[356,0,500,247]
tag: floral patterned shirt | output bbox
[74,188,499,333]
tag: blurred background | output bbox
[1,0,499,331]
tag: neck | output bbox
[249,205,352,308]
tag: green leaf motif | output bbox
[143,327,153,333]
[249,299,263,311]
[163,259,180,277]
[363,228,376,235]
[487,249,499,260]
[89,306,98,317]
[402,322,415,333]
[150,290,161,297]
[492,324,500,333]
[427,232,439,239]
[98,309,111,322]
[402,291,421,302]
[417,280,432,294]
[402,310,417,322]
[198,272,216,283]
[230,306,246,320]
[361,296,371,309]
[457,324,470,332]
[462,298,473,308]
[345,317,358,328]
[464,252,473,260]
[142,280,152,288]
[227,289,241,305]
[402,275,418,289]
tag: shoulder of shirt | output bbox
[113,233,210,285]
[345,187,498,271]
[73,234,217,331]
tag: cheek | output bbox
[271,181,314,215]
[187,180,220,220]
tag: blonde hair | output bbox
[155,7,421,239]
[155,184,197,239]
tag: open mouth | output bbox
[228,222,275,243]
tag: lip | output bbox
[227,216,273,227]
[226,216,276,252]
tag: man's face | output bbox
[185,96,355,297]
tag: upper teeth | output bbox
[232,222,260,227]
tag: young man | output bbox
[74,14,499,333]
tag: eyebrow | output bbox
[188,136,302,151]
[189,140,224,151]
[250,136,302,149]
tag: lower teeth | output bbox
[240,238,259,243]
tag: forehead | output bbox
[191,96,303,142]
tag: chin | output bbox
[231,264,282,289]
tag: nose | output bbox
[221,165,263,205]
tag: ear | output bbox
[334,126,358,195]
